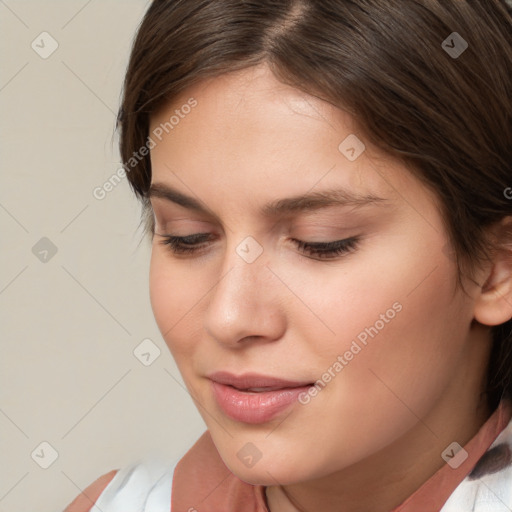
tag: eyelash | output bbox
[156,233,360,260]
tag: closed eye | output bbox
[155,233,360,260]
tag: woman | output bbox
[64,0,512,510]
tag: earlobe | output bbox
[473,217,512,327]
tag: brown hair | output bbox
[116,0,512,409]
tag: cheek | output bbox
[286,232,467,398]
[149,250,203,360]
[340,267,465,413]
[272,250,469,466]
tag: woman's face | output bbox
[148,64,486,485]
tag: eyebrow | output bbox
[148,182,389,217]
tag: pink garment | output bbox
[68,399,512,511]
[171,400,512,511]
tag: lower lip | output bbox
[210,380,312,424]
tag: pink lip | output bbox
[208,371,314,424]
[207,371,313,389]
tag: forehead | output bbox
[149,64,361,169]
[148,64,433,218]
[151,64,336,131]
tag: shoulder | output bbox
[61,433,220,512]
[63,469,119,512]
[63,455,180,512]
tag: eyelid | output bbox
[155,232,361,260]
[152,212,218,233]
[150,200,369,230]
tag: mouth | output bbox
[207,371,314,424]
[235,386,294,393]
[207,370,314,390]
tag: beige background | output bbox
[0,1,207,511]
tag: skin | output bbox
[147,63,512,512]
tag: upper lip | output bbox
[208,371,313,390]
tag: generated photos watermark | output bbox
[298,301,403,405]
[93,97,197,200]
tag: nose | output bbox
[203,239,287,348]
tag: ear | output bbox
[473,216,512,326]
